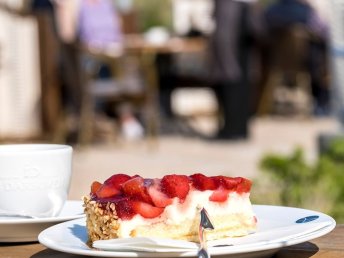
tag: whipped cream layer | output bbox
[117,190,255,238]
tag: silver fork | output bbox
[198,208,214,258]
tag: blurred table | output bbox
[124,34,207,54]
[125,35,207,140]
[0,224,342,258]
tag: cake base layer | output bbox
[132,213,256,242]
[83,196,256,243]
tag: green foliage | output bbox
[257,139,344,223]
[133,0,172,32]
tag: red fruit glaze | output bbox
[132,201,164,219]
[236,177,252,193]
[224,177,243,189]
[213,176,244,190]
[190,173,217,191]
[161,174,190,199]
[115,198,136,220]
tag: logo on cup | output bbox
[23,166,40,178]
[0,177,64,191]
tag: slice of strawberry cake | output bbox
[83,173,256,243]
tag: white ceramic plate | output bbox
[0,200,85,242]
[38,205,336,258]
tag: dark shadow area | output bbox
[272,242,319,258]
[0,241,38,247]
[31,248,80,258]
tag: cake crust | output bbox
[83,196,120,243]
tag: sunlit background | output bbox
[0,0,343,222]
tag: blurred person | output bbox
[54,0,144,140]
[264,0,330,116]
[49,0,83,138]
[78,0,123,49]
[210,0,263,140]
[306,0,330,25]
[32,0,54,10]
[264,0,329,38]
[158,0,214,134]
[305,0,331,116]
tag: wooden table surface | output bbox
[0,225,342,258]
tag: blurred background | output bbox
[0,0,343,222]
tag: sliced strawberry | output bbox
[132,201,164,219]
[121,176,153,203]
[213,176,239,190]
[224,177,243,190]
[161,174,190,199]
[213,176,252,193]
[147,183,173,208]
[96,184,121,198]
[104,174,132,190]
[114,198,135,220]
[90,181,102,195]
[209,187,229,202]
[236,177,252,193]
[190,173,217,191]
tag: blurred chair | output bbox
[0,1,62,141]
[257,25,313,115]
[77,46,155,145]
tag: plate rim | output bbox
[38,204,337,257]
[0,200,85,225]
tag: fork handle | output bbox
[198,247,211,258]
[198,226,211,258]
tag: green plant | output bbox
[133,0,172,32]
[256,138,344,223]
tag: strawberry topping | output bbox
[147,182,173,208]
[90,181,102,195]
[114,198,136,220]
[236,177,252,193]
[104,174,132,190]
[132,201,164,219]
[161,174,190,199]
[90,173,252,220]
[213,176,242,190]
[190,173,217,191]
[209,187,229,202]
[96,184,121,198]
[121,176,153,204]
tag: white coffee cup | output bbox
[0,144,73,218]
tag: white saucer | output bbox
[0,200,85,242]
[38,205,336,258]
